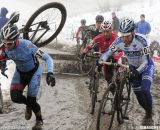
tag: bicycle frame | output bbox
[96,62,131,130]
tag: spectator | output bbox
[111,12,119,34]
[0,7,9,30]
[135,14,151,35]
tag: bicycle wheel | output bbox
[23,2,67,47]
[89,74,99,114]
[0,85,3,113]
[96,83,117,130]
[117,80,132,124]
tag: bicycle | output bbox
[96,62,132,130]
[5,2,67,47]
[77,29,94,74]
[85,52,101,115]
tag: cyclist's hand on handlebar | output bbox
[46,72,56,87]
[129,68,140,79]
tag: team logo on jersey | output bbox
[123,47,129,50]
[132,44,137,50]
[124,51,141,56]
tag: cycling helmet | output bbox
[101,21,112,30]
[95,15,104,23]
[119,18,135,35]
[1,24,20,41]
[80,19,86,25]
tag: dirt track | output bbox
[0,74,160,130]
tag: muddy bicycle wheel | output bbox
[96,84,117,130]
[0,85,3,113]
[23,2,67,47]
[89,74,99,115]
[117,80,132,124]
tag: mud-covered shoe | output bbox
[32,120,43,130]
[25,106,32,120]
[142,114,154,126]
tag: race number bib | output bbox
[141,46,150,55]
[109,45,117,52]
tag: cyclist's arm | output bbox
[35,49,54,73]
[100,43,118,62]
[25,41,54,73]
[82,40,97,54]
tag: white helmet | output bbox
[1,24,19,41]
[101,21,112,31]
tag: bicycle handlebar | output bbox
[102,61,129,69]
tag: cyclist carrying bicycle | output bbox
[81,20,123,84]
[0,23,55,130]
[100,18,154,125]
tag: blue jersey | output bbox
[101,33,154,73]
[5,39,54,73]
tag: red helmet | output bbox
[101,21,112,31]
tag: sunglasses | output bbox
[2,41,15,46]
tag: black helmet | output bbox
[80,19,86,25]
[1,24,20,41]
[95,15,104,23]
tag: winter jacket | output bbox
[0,7,8,30]
[135,20,151,35]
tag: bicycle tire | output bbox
[23,2,67,47]
[96,84,116,130]
[117,80,131,124]
[0,86,3,113]
[90,74,99,114]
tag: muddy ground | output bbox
[0,73,160,130]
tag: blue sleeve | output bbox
[22,40,54,73]
[42,52,54,73]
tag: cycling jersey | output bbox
[88,24,102,39]
[76,25,88,41]
[93,32,118,53]
[101,33,154,73]
[4,39,53,72]
[0,39,54,97]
